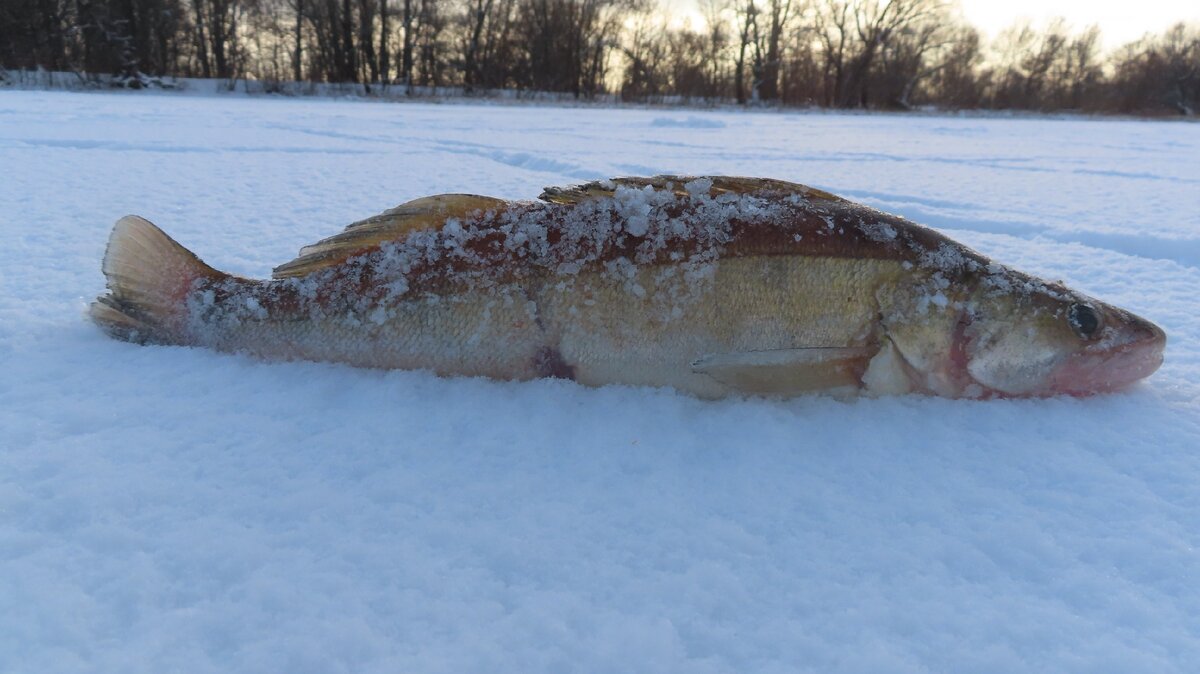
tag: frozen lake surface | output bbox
[2,91,1199,673]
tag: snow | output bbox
[651,116,728,129]
[2,90,1200,672]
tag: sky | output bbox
[667,0,1199,52]
[958,0,1198,48]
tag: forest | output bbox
[2,0,1198,115]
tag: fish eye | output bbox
[1068,303,1101,340]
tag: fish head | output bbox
[960,278,1165,397]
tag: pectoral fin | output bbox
[691,347,872,395]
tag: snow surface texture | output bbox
[2,91,1199,673]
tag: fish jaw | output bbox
[1047,312,1166,396]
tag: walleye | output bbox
[90,176,1165,398]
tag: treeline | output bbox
[2,0,1198,115]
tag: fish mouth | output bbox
[1048,315,1166,396]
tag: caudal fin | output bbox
[90,215,224,344]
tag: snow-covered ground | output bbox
[2,90,1199,673]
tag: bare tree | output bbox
[814,0,851,105]
[401,0,413,87]
[923,24,984,108]
[3,0,1199,116]
[755,0,794,100]
[1108,23,1200,115]
[869,5,957,108]
[462,0,494,90]
[989,19,1069,109]
[733,0,758,103]
[190,0,244,80]
[378,0,388,81]
[357,0,377,84]
[839,0,942,107]
[291,0,303,81]
[1055,25,1102,109]
[415,0,444,86]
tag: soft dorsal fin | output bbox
[539,175,844,206]
[272,193,507,279]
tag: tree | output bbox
[461,0,494,90]
[814,0,851,105]
[868,7,959,108]
[733,0,758,103]
[838,0,942,107]
[698,0,731,98]
[923,24,984,108]
[0,0,1197,116]
[755,0,793,100]
[1108,23,1200,115]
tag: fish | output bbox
[90,175,1165,398]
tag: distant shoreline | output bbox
[4,70,1194,124]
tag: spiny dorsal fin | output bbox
[272,193,507,279]
[539,175,844,205]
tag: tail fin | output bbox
[90,215,224,344]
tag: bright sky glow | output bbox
[669,0,1199,51]
[959,0,1200,48]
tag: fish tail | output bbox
[90,215,225,345]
